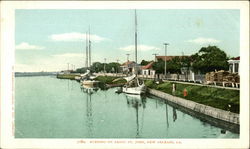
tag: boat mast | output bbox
[134,10,138,75]
[135,9,137,65]
[86,31,89,68]
[88,26,91,67]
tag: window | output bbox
[234,63,239,73]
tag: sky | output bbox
[15,9,240,72]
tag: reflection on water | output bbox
[125,94,146,138]
[15,76,239,138]
[81,84,100,138]
[165,101,169,128]
[173,107,177,122]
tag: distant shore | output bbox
[15,72,57,77]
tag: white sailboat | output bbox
[75,69,90,81]
[122,10,146,95]
[81,28,99,86]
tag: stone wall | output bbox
[148,88,239,125]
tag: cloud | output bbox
[120,44,160,52]
[53,53,83,58]
[16,53,85,72]
[16,42,44,50]
[49,32,109,42]
[186,37,220,45]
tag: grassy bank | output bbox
[94,76,126,84]
[57,74,80,80]
[145,80,239,113]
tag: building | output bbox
[141,61,155,76]
[120,61,137,74]
[228,57,240,74]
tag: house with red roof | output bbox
[141,61,155,76]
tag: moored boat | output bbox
[122,78,146,95]
[81,79,99,86]
[121,10,146,95]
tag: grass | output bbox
[145,80,239,113]
[94,76,127,84]
[56,74,80,80]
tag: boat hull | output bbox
[81,80,99,86]
[122,85,146,95]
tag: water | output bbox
[15,76,239,138]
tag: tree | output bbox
[90,62,104,73]
[166,57,182,73]
[180,56,192,69]
[152,59,164,74]
[105,62,120,73]
[75,67,87,73]
[191,46,229,73]
[153,57,183,74]
[140,60,150,66]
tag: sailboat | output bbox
[122,10,146,95]
[81,28,99,86]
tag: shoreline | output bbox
[147,88,239,133]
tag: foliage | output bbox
[152,57,189,74]
[57,74,80,80]
[144,80,239,113]
[166,57,182,73]
[75,67,87,73]
[144,80,157,88]
[90,62,104,73]
[180,56,192,71]
[152,59,165,73]
[191,46,229,73]
[81,62,122,73]
[140,60,151,66]
[95,76,126,84]
[105,62,121,73]
[152,46,228,74]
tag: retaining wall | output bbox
[148,88,239,125]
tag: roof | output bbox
[228,56,240,63]
[156,56,190,61]
[231,56,240,60]
[121,61,136,67]
[141,61,154,69]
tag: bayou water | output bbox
[15,76,239,138]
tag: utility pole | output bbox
[152,53,158,81]
[152,53,158,62]
[116,59,119,75]
[104,58,106,75]
[67,63,69,72]
[126,54,130,62]
[163,43,169,78]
